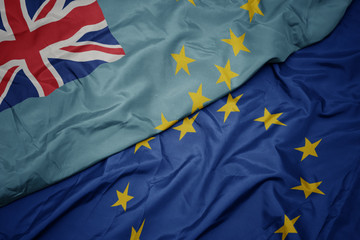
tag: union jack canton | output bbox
[0,0,125,111]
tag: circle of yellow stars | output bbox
[125,2,264,233]
[113,1,328,239]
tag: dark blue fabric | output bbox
[0,70,39,112]
[77,26,120,45]
[48,59,106,84]
[63,0,76,9]
[25,0,47,19]
[0,1,359,239]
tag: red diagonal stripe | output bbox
[25,53,59,96]
[34,1,106,50]
[35,0,57,21]
[61,45,125,55]
[0,66,17,97]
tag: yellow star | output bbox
[215,59,239,90]
[291,178,325,199]
[155,113,178,131]
[173,113,199,140]
[134,137,156,153]
[240,0,264,23]
[217,94,243,122]
[274,215,300,240]
[130,220,145,240]
[189,84,211,113]
[221,29,250,56]
[111,183,134,211]
[295,138,322,161]
[171,45,195,75]
[254,108,286,130]
[176,0,196,6]
[188,0,196,6]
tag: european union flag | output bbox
[1,1,359,239]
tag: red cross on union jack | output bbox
[0,0,125,106]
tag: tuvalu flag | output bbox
[0,0,353,206]
[0,1,359,239]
